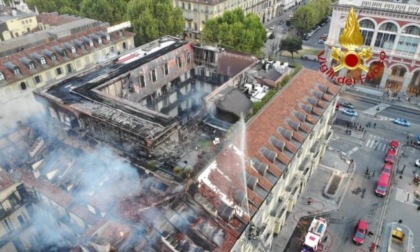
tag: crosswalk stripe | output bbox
[381,144,387,152]
[366,139,371,147]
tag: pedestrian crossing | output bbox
[364,135,391,152]
[362,103,391,115]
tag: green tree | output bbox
[26,0,82,15]
[291,0,332,35]
[291,6,318,35]
[201,8,266,56]
[80,0,126,24]
[127,0,184,46]
[279,36,303,59]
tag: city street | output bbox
[324,93,420,251]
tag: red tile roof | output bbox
[196,68,339,251]
[37,12,80,26]
[0,28,134,86]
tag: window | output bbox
[140,75,145,87]
[20,82,26,90]
[14,67,20,75]
[62,50,67,57]
[51,54,57,61]
[28,62,35,70]
[359,20,375,47]
[17,216,25,226]
[0,72,4,81]
[177,56,182,68]
[56,67,62,75]
[66,64,72,73]
[164,63,169,75]
[40,57,46,65]
[122,42,127,50]
[187,52,191,64]
[151,69,157,82]
[374,22,398,50]
[34,75,42,84]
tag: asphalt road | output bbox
[324,93,420,251]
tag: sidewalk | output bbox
[342,86,420,113]
[271,148,354,251]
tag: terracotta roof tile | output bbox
[197,68,339,251]
[0,28,134,85]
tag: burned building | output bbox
[1,33,341,252]
[33,36,257,160]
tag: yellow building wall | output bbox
[5,16,38,39]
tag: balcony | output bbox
[360,0,420,15]
[183,12,195,21]
[285,175,298,192]
[270,197,284,217]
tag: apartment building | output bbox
[326,0,420,94]
[198,68,339,251]
[0,12,134,107]
[173,0,282,40]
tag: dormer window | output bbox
[20,57,35,70]
[0,72,4,81]
[82,36,94,47]
[91,34,102,44]
[99,31,110,41]
[31,53,46,65]
[5,62,20,75]
[43,49,57,61]
[54,46,67,58]
[74,39,85,50]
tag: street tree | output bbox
[291,6,318,35]
[201,9,266,56]
[279,36,303,59]
[127,0,184,46]
[80,0,126,24]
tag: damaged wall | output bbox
[98,43,195,102]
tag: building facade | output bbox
[326,0,420,94]
[172,0,284,40]
[0,12,134,108]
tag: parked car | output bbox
[415,159,420,168]
[319,35,327,40]
[269,25,275,30]
[393,118,411,127]
[318,39,325,44]
[416,135,420,145]
[342,108,358,116]
[340,102,355,109]
[353,220,368,245]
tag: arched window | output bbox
[396,25,420,55]
[360,19,375,29]
[374,22,398,50]
[391,66,406,78]
[20,82,27,90]
[410,70,420,86]
[359,19,375,46]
